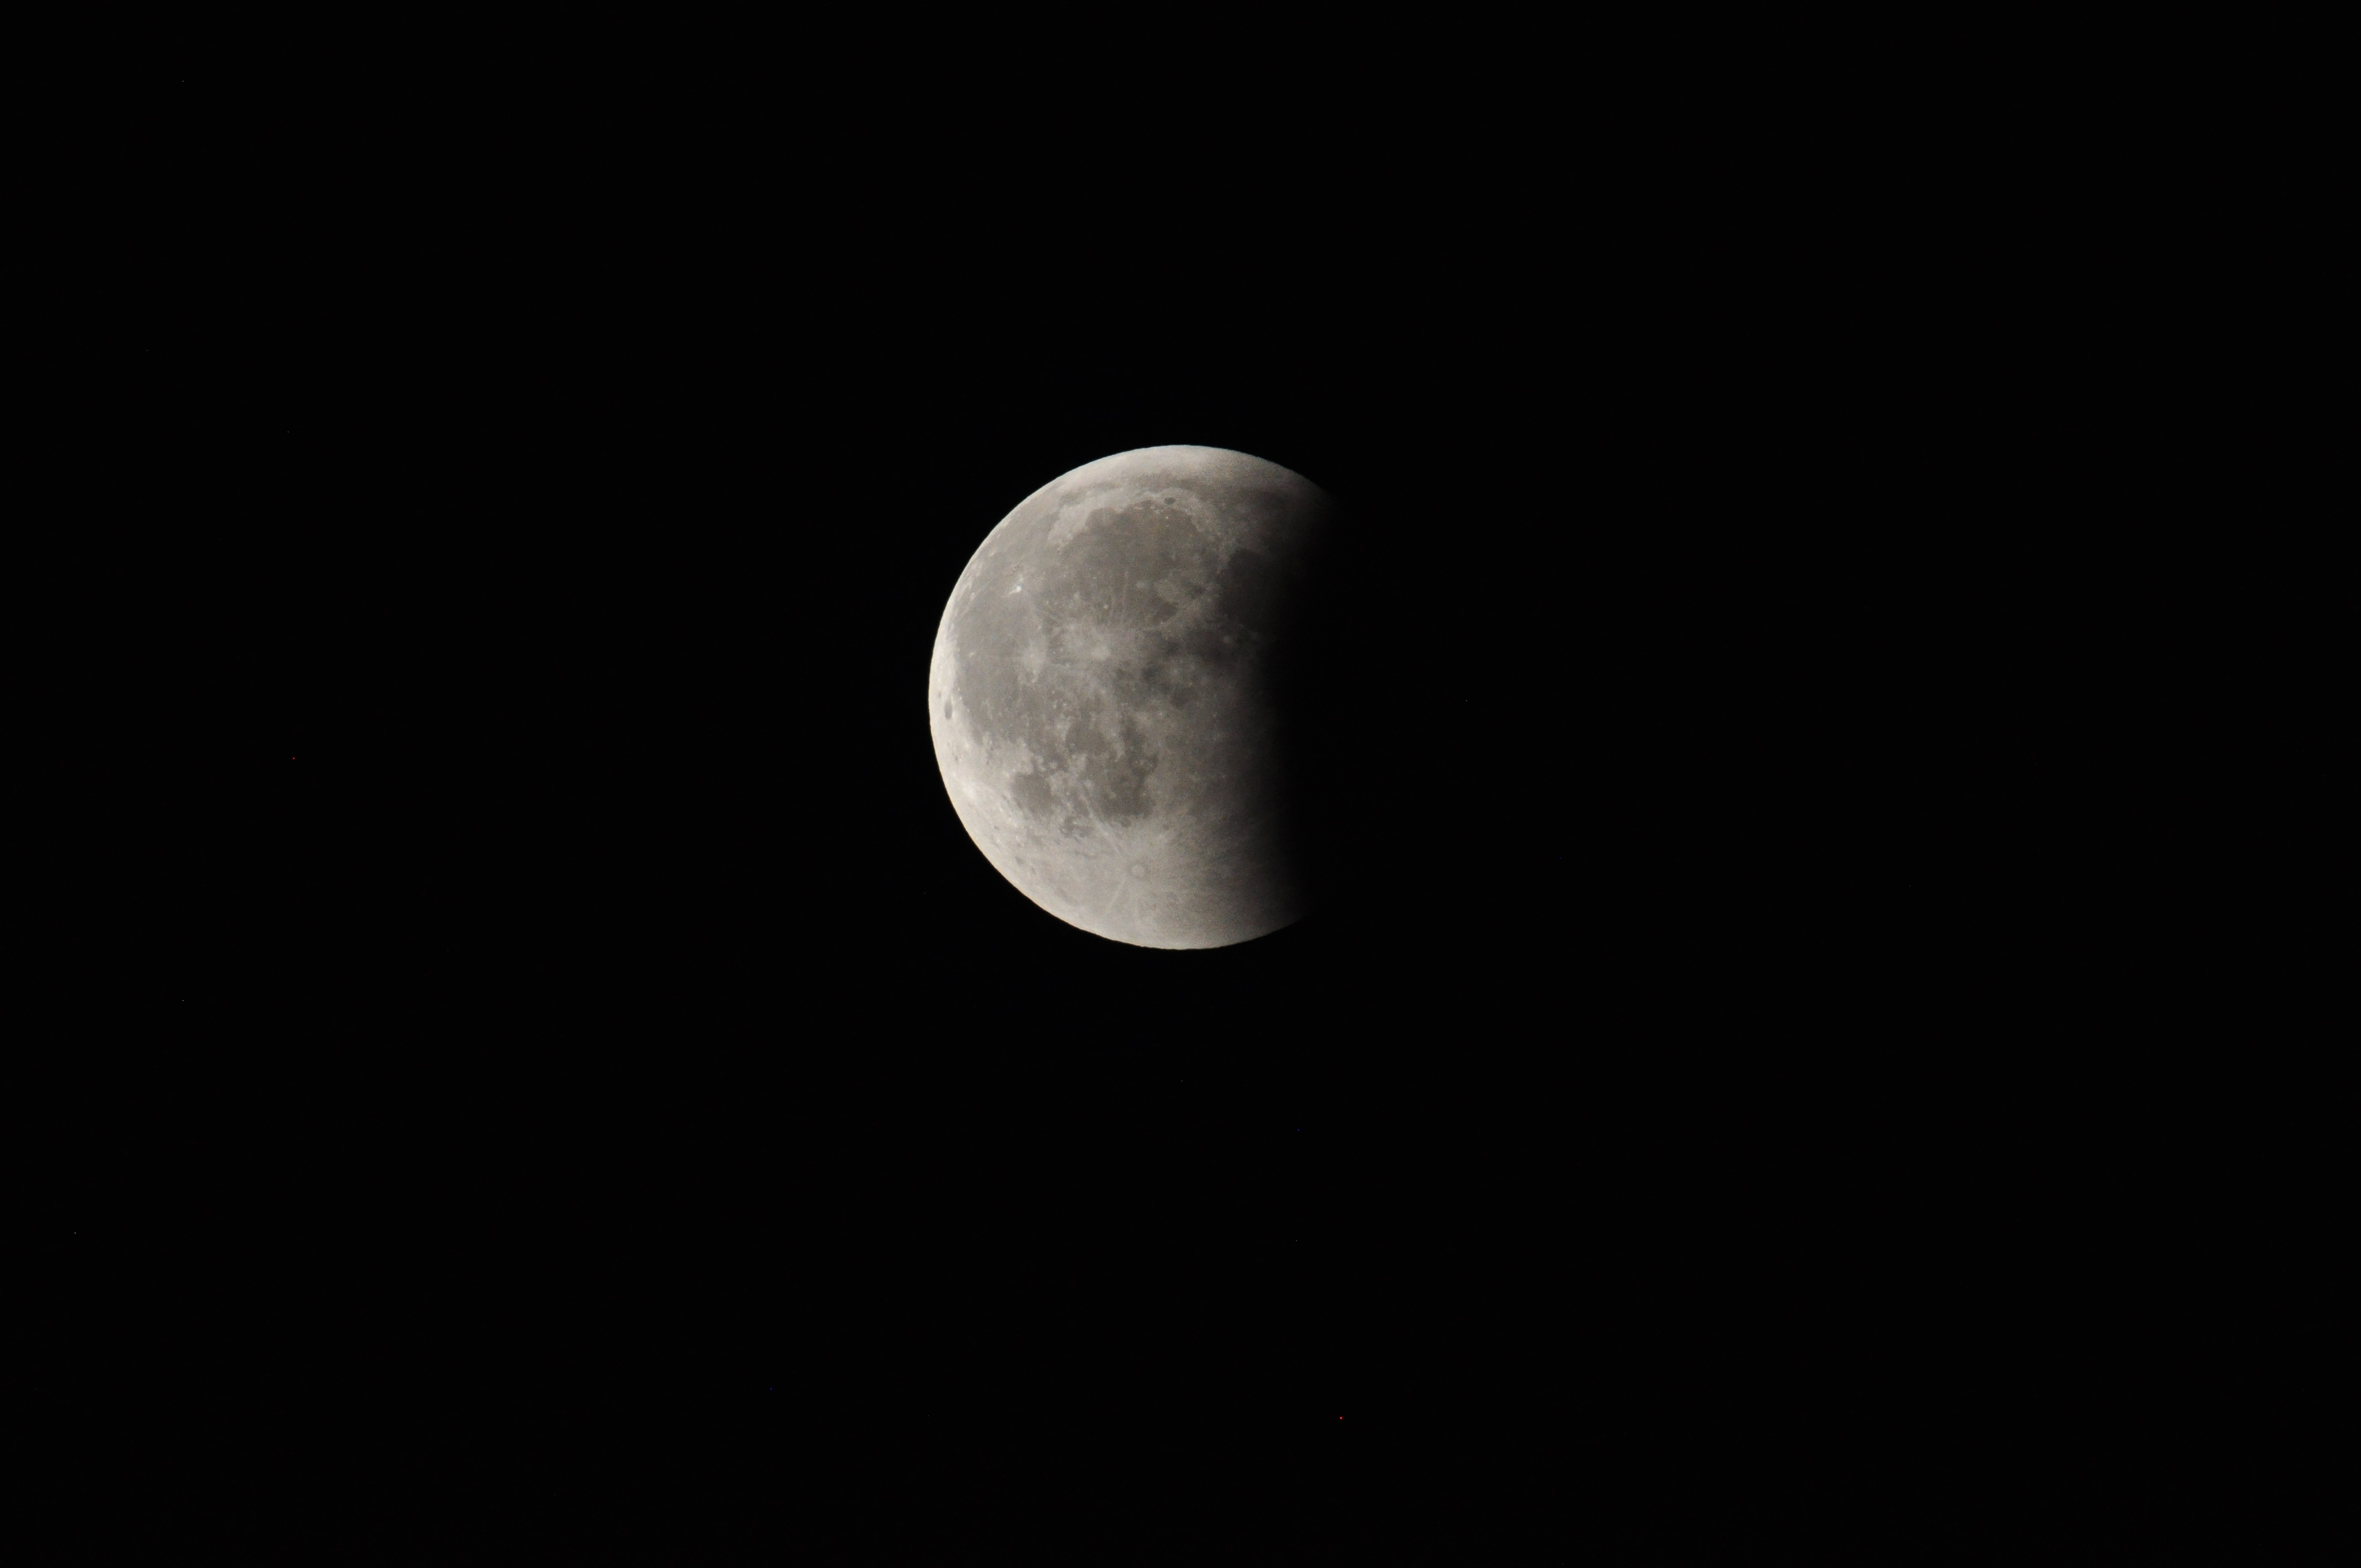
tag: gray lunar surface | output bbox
[928,447,1333,949]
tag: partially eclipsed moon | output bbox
[928,446,1333,949]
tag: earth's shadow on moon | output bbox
[1259,491,1403,951]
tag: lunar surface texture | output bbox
[929,446,1334,949]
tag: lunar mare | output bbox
[929,446,1332,949]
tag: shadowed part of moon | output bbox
[928,446,1334,949]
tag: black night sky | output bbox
[40,47,2343,1565]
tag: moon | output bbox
[928,446,1335,949]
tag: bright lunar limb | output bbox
[929,446,1334,949]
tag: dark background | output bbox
[33,48,2348,1564]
